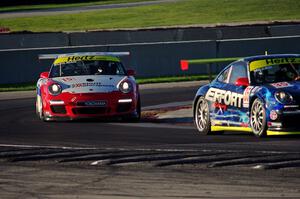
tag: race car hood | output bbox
[52,75,126,93]
[267,81,300,93]
[266,81,300,102]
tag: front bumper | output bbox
[267,108,300,135]
[43,92,137,120]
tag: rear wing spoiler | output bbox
[180,57,242,81]
[38,52,130,60]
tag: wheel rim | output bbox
[251,101,264,133]
[196,99,209,131]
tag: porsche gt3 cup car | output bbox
[36,52,140,121]
[191,54,300,137]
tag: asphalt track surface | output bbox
[0,0,181,19]
[0,85,198,149]
[0,84,300,152]
[1,83,300,198]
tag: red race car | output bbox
[36,52,140,121]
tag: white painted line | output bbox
[1,35,300,52]
[220,34,300,42]
[0,143,97,150]
[91,160,102,166]
[0,39,212,52]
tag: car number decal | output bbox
[243,86,254,108]
[270,82,293,88]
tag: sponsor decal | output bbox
[249,57,300,71]
[267,121,282,127]
[84,100,107,107]
[265,57,298,65]
[270,82,293,88]
[205,88,244,108]
[71,82,101,88]
[270,110,278,120]
[213,102,227,111]
[243,86,253,108]
[71,97,77,102]
[62,77,74,82]
[54,55,120,65]
[66,56,95,62]
[70,82,114,88]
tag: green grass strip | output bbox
[0,0,156,12]
[1,0,300,32]
[0,82,36,92]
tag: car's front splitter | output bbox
[267,130,300,136]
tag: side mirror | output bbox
[235,77,249,87]
[127,69,136,76]
[40,71,49,79]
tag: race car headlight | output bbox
[48,83,62,96]
[275,91,293,104]
[119,81,132,94]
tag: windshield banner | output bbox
[249,57,300,71]
[54,55,120,65]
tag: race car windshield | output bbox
[49,60,126,77]
[250,63,300,85]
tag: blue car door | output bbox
[207,62,249,127]
[224,61,249,127]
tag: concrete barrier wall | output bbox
[0,36,300,84]
[0,40,216,84]
[217,36,300,58]
[0,33,69,50]
[108,41,216,77]
[2,24,300,50]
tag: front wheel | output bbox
[250,98,267,137]
[194,96,211,135]
[36,95,45,121]
[122,97,141,122]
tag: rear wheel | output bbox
[194,96,211,135]
[250,98,267,137]
[36,95,45,121]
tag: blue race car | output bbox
[193,54,300,137]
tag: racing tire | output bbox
[250,98,267,137]
[194,96,211,135]
[36,95,45,121]
[122,97,141,122]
